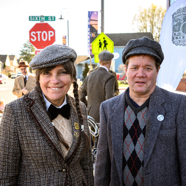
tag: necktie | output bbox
[48,104,70,120]
[24,76,27,87]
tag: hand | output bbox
[22,88,29,95]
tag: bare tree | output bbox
[132,4,166,42]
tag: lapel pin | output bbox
[74,131,79,138]
[157,115,164,121]
[74,122,79,130]
[51,122,55,126]
[81,125,84,131]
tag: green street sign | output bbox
[29,16,56,21]
[92,32,114,63]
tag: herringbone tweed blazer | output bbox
[12,75,36,98]
[79,67,115,123]
[95,86,186,186]
[0,88,94,186]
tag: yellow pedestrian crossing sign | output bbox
[92,32,114,63]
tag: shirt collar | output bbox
[99,65,109,72]
[42,93,67,111]
[23,74,28,79]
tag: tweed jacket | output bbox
[89,67,119,96]
[12,75,36,98]
[0,88,94,186]
[79,67,115,123]
[95,86,186,186]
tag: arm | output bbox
[78,78,88,106]
[94,103,111,186]
[0,104,21,185]
[12,78,23,97]
[105,76,115,100]
[80,104,94,186]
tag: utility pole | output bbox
[101,0,104,33]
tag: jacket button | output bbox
[62,168,66,172]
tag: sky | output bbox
[0,0,167,59]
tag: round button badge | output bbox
[157,115,164,121]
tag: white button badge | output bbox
[157,115,164,121]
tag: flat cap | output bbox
[122,36,164,64]
[99,50,114,61]
[30,44,77,70]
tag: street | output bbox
[0,78,17,106]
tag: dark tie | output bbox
[48,104,70,120]
[24,76,27,87]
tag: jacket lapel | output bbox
[25,89,64,160]
[20,76,24,88]
[110,92,126,185]
[65,96,81,161]
[144,86,165,167]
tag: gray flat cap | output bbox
[30,44,77,70]
[122,36,164,64]
[99,50,114,61]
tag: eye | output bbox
[43,71,50,75]
[59,70,68,75]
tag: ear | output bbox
[124,65,127,74]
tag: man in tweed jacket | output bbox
[79,50,116,123]
[12,61,36,98]
[95,37,186,186]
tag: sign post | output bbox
[92,32,114,63]
[29,23,55,49]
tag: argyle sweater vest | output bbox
[123,92,149,186]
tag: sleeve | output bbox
[105,75,116,100]
[80,104,94,186]
[177,95,186,184]
[78,78,88,106]
[12,78,22,97]
[94,103,111,186]
[0,104,21,185]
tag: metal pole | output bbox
[166,0,170,10]
[67,19,69,46]
[101,0,104,33]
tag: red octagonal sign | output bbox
[29,23,55,49]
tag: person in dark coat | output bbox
[0,44,94,186]
[95,37,186,186]
[79,50,116,123]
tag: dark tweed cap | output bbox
[30,44,77,70]
[99,50,114,61]
[122,36,164,64]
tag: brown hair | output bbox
[35,62,90,150]
[125,55,160,71]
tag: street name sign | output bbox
[92,32,114,63]
[29,23,55,49]
[29,16,56,21]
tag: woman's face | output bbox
[39,65,73,107]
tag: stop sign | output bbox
[29,23,55,49]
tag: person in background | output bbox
[88,65,119,96]
[12,61,35,98]
[79,50,116,123]
[0,44,94,186]
[95,36,186,186]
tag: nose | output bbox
[136,68,145,77]
[51,74,60,83]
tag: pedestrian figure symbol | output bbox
[98,38,108,51]
[98,39,102,50]
[103,37,108,50]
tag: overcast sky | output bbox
[0,0,167,58]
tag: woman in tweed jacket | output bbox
[0,45,94,186]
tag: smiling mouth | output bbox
[50,87,62,90]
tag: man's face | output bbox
[20,67,27,76]
[125,55,160,99]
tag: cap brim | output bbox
[125,47,161,64]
